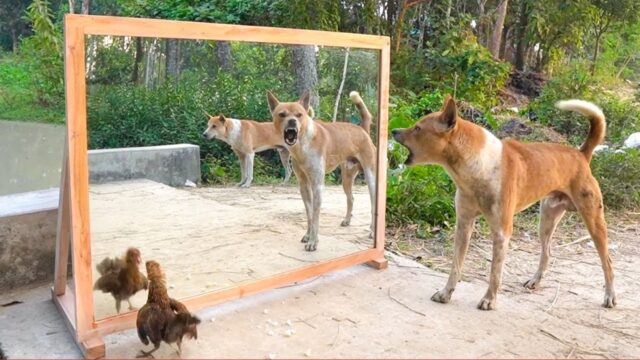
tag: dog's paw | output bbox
[603,291,617,308]
[239,182,251,188]
[477,296,497,311]
[304,241,317,251]
[523,275,542,290]
[300,234,309,243]
[430,289,452,304]
[340,218,351,227]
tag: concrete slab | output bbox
[88,144,201,187]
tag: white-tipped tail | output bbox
[555,99,604,121]
[555,99,606,161]
[349,91,363,104]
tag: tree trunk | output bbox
[477,0,487,46]
[292,45,319,110]
[499,25,510,60]
[11,28,18,53]
[417,3,428,52]
[216,41,233,72]
[514,0,529,70]
[489,0,508,59]
[81,0,90,14]
[332,48,350,122]
[165,39,180,82]
[591,32,602,75]
[68,0,75,13]
[132,37,143,84]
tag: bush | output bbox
[591,148,640,210]
[386,92,456,229]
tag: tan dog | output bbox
[392,96,615,310]
[202,114,292,187]
[267,90,377,251]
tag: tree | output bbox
[292,45,319,109]
[216,41,233,72]
[0,0,31,52]
[489,0,509,58]
[513,0,530,70]
[165,39,180,81]
[588,0,640,74]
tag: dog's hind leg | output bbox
[240,153,255,188]
[340,163,359,227]
[432,192,478,304]
[278,148,292,183]
[571,178,616,308]
[362,165,377,238]
[524,196,567,290]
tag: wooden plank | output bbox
[91,248,380,337]
[68,14,389,49]
[54,140,71,296]
[64,17,95,341]
[81,336,106,359]
[51,286,77,333]
[374,45,390,258]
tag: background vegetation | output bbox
[1,0,639,236]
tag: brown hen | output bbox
[93,247,148,313]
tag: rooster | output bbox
[136,261,200,358]
[93,247,148,313]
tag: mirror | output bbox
[85,36,381,320]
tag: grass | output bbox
[0,54,64,123]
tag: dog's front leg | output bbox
[240,153,255,188]
[432,196,478,304]
[236,151,247,186]
[362,165,377,237]
[306,170,325,251]
[278,148,292,184]
[478,218,513,310]
[293,161,313,244]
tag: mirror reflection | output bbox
[85,36,380,320]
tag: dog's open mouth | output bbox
[284,127,298,146]
[405,151,414,165]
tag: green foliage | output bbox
[591,148,640,210]
[386,92,456,229]
[393,22,511,110]
[531,63,640,145]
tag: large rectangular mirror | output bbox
[84,36,382,320]
[55,16,388,357]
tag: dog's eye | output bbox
[295,113,302,118]
[279,112,287,118]
[211,125,216,129]
[413,126,421,133]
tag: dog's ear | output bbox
[439,95,457,130]
[267,91,280,112]
[298,90,310,111]
[218,113,226,123]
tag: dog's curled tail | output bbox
[555,99,605,162]
[350,91,372,134]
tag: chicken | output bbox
[136,261,200,358]
[93,247,148,313]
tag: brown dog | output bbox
[392,96,615,310]
[202,114,292,187]
[267,90,377,251]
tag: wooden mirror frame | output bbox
[53,14,390,359]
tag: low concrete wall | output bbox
[0,189,59,290]
[88,144,201,187]
[0,144,201,291]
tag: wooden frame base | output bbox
[54,14,390,359]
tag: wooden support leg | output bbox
[366,257,388,270]
[54,142,71,296]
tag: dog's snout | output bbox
[391,129,400,136]
[287,118,297,128]
[202,131,208,138]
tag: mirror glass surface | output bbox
[85,35,381,320]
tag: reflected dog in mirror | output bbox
[267,90,377,251]
[202,113,292,187]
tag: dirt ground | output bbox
[1,182,638,358]
[89,180,372,319]
[387,210,640,357]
